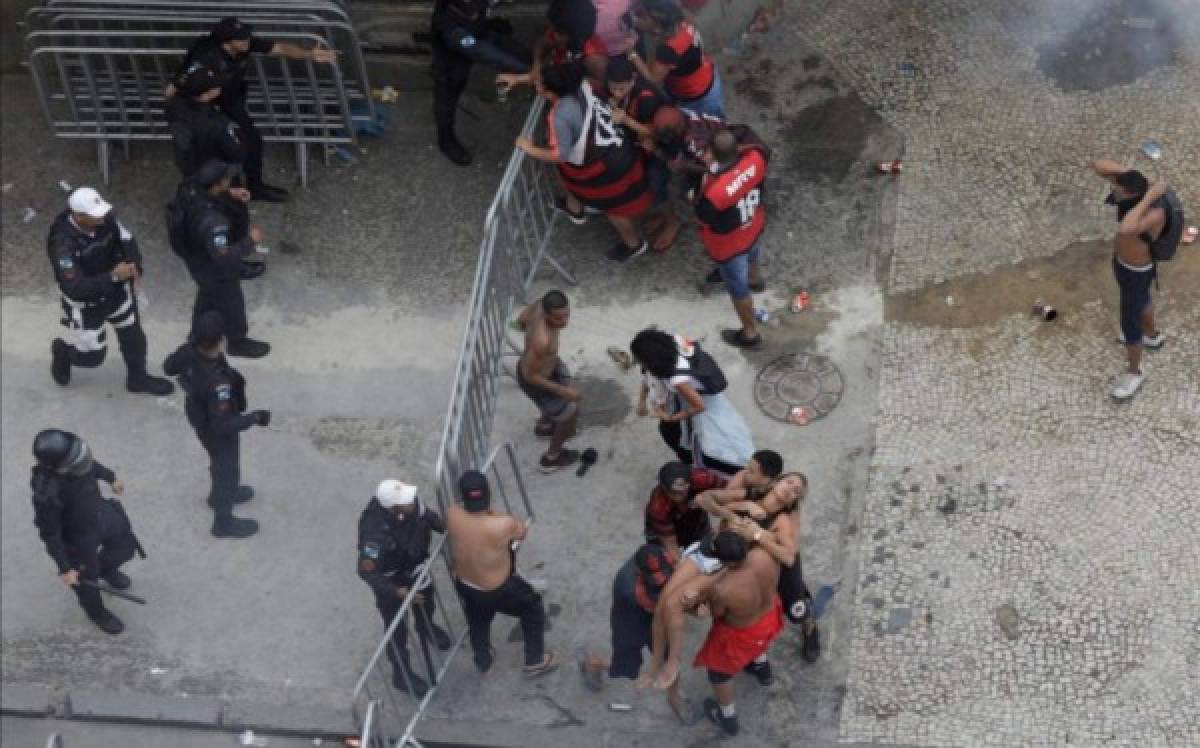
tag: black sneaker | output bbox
[225,338,271,359]
[235,485,255,503]
[431,625,453,652]
[211,516,259,538]
[89,611,125,636]
[743,659,774,686]
[392,669,429,697]
[249,183,289,203]
[720,328,763,349]
[126,373,174,396]
[539,449,580,474]
[102,570,131,590]
[239,261,266,281]
[801,623,822,664]
[703,698,739,736]
[51,339,71,386]
[438,136,473,166]
[550,196,588,225]
[606,240,649,263]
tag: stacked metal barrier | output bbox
[21,0,371,185]
[351,99,570,747]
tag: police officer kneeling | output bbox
[164,311,270,538]
[47,187,174,394]
[32,430,142,635]
[358,479,453,697]
[168,159,270,359]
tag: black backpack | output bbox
[1150,189,1185,263]
[677,344,727,395]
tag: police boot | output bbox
[438,135,472,167]
[211,514,260,539]
[225,338,271,359]
[239,260,266,281]
[51,339,72,386]
[102,570,131,590]
[89,611,125,636]
[126,372,174,396]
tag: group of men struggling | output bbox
[427,0,768,344]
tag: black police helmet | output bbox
[191,311,225,347]
[212,17,253,43]
[33,429,76,469]
[191,159,238,189]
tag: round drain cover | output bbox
[754,353,845,424]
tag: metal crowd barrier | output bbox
[351,443,532,748]
[23,0,369,185]
[349,97,578,746]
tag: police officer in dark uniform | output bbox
[173,17,336,202]
[31,429,142,635]
[163,311,270,538]
[358,479,453,696]
[165,62,246,179]
[170,159,270,358]
[47,187,174,395]
[432,0,532,165]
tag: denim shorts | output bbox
[676,68,726,120]
[1112,257,1154,345]
[716,238,762,300]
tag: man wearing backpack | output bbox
[1092,160,1184,399]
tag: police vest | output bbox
[696,149,767,262]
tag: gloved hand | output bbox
[253,409,271,427]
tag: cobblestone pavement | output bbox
[774,0,1200,744]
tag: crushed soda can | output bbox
[789,406,812,425]
[790,291,810,312]
[876,160,903,175]
[1184,226,1198,245]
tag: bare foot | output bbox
[653,660,680,690]
[636,665,659,689]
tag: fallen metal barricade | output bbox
[27,38,355,184]
[351,443,531,748]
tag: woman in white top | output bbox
[630,328,753,475]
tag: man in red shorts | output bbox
[661,531,783,736]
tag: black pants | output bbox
[199,433,240,520]
[658,419,744,475]
[193,277,248,343]
[431,26,531,142]
[72,530,138,620]
[221,95,265,187]
[454,575,544,670]
[778,553,814,625]
[608,589,653,680]
[377,582,439,679]
[60,286,148,377]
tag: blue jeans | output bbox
[716,237,762,300]
[677,67,726,120]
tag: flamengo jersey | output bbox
[696,148,768,262]
[548,81,653,218]
[657,22,715,101]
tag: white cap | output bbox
[68,187,112,219]
[376,479,417,509]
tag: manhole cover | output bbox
[754,353,845,424]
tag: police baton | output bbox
[79,579,146,605]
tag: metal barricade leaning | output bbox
[27,37,356,185]
[350,443,532,748]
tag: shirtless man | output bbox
[1091,161,1170,400]
[447,470,559,677]
[516,290,580,472]
[665,532,783,737]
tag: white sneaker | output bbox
[1116,331,1165,348]
[1111,370,1145,400]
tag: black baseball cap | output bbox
[213,17,253,42]
[459,470,490,507]
[191,159,238,188]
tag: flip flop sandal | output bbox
[606,346,634,371]
[720,329,763,349]
[523,652,560,679]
